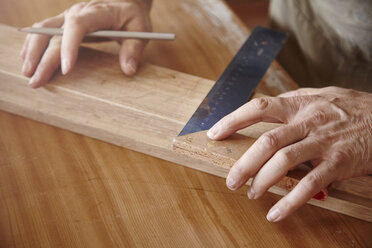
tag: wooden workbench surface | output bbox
[0,0,371,247]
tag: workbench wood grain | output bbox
[0,0,371,247]
[2,23,370,222]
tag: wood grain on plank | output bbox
[172,131,372,221]
[172,131,328,200]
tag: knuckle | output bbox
[276,148,294,165]
[121,1,139,11]
[86,0,101,5]
[296,121,309,136]
[259,132,279,149]
[65,3,87,21]
[330,151,349,165]
[287,144,302,162]
[90,4,106,12]
[329,97,341,104]
[277,143,304,166]
[67,13,85,26]
[86,1,109,12]
[324,86,339,92]
[70,2,87,12]
[133,18,151,31]
[231,164,244,175]
[324,86,356,97]
[252,97,270,111]
[230,163,249,180]
[309,110,328,125]
[303,172,325,190]
[288,89,301,97]
[301,94,321,103]
[323,86,345,95]
[220,114,238,130]
[32,21,48,28]
[340,88,357,98]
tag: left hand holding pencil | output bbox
[21,0,153,88]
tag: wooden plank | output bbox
[172,130,329,200]
[0,24,371,222]
[173,131,372,222]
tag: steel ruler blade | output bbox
[179,26,288,136]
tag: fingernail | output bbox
[22,61,31,75]
[125,58,137,75]
[226,174,237,190]
[61,58,70,75]
[267,207,281,222]
[28,76,38,88]
[207,125,219,139]
[248,187,255,199]
[207,129,216,139]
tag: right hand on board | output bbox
[207,86,372,222]
[20,0,153,88]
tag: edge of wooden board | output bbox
[172,131,372,222]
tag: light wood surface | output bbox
[0,0,371,247]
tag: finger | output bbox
[22,14,64,77]
[119,38,148,76]
[60,2,89,75]
[119,18,150,75]
[278,86,347,98]
[61,1,123,75]
[62,1,151,75]
[266,161,336,222]
[22,34,52,77]
[28,37,62,88]
[208,97,301,140]
[20,34,31,60]
[278,88,321,98]
[248,137,322,199]
[225,122,309,190]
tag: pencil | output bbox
[18,27,175,41]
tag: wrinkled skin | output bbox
[21,0,152,88]
[207,86,372,222]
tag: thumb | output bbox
[119,39,148,76]
[119,16,151,76]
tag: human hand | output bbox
[21,0,152,88]
[207,86,372,222]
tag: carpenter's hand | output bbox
[207,86,372,222]
[21,0,152,88]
